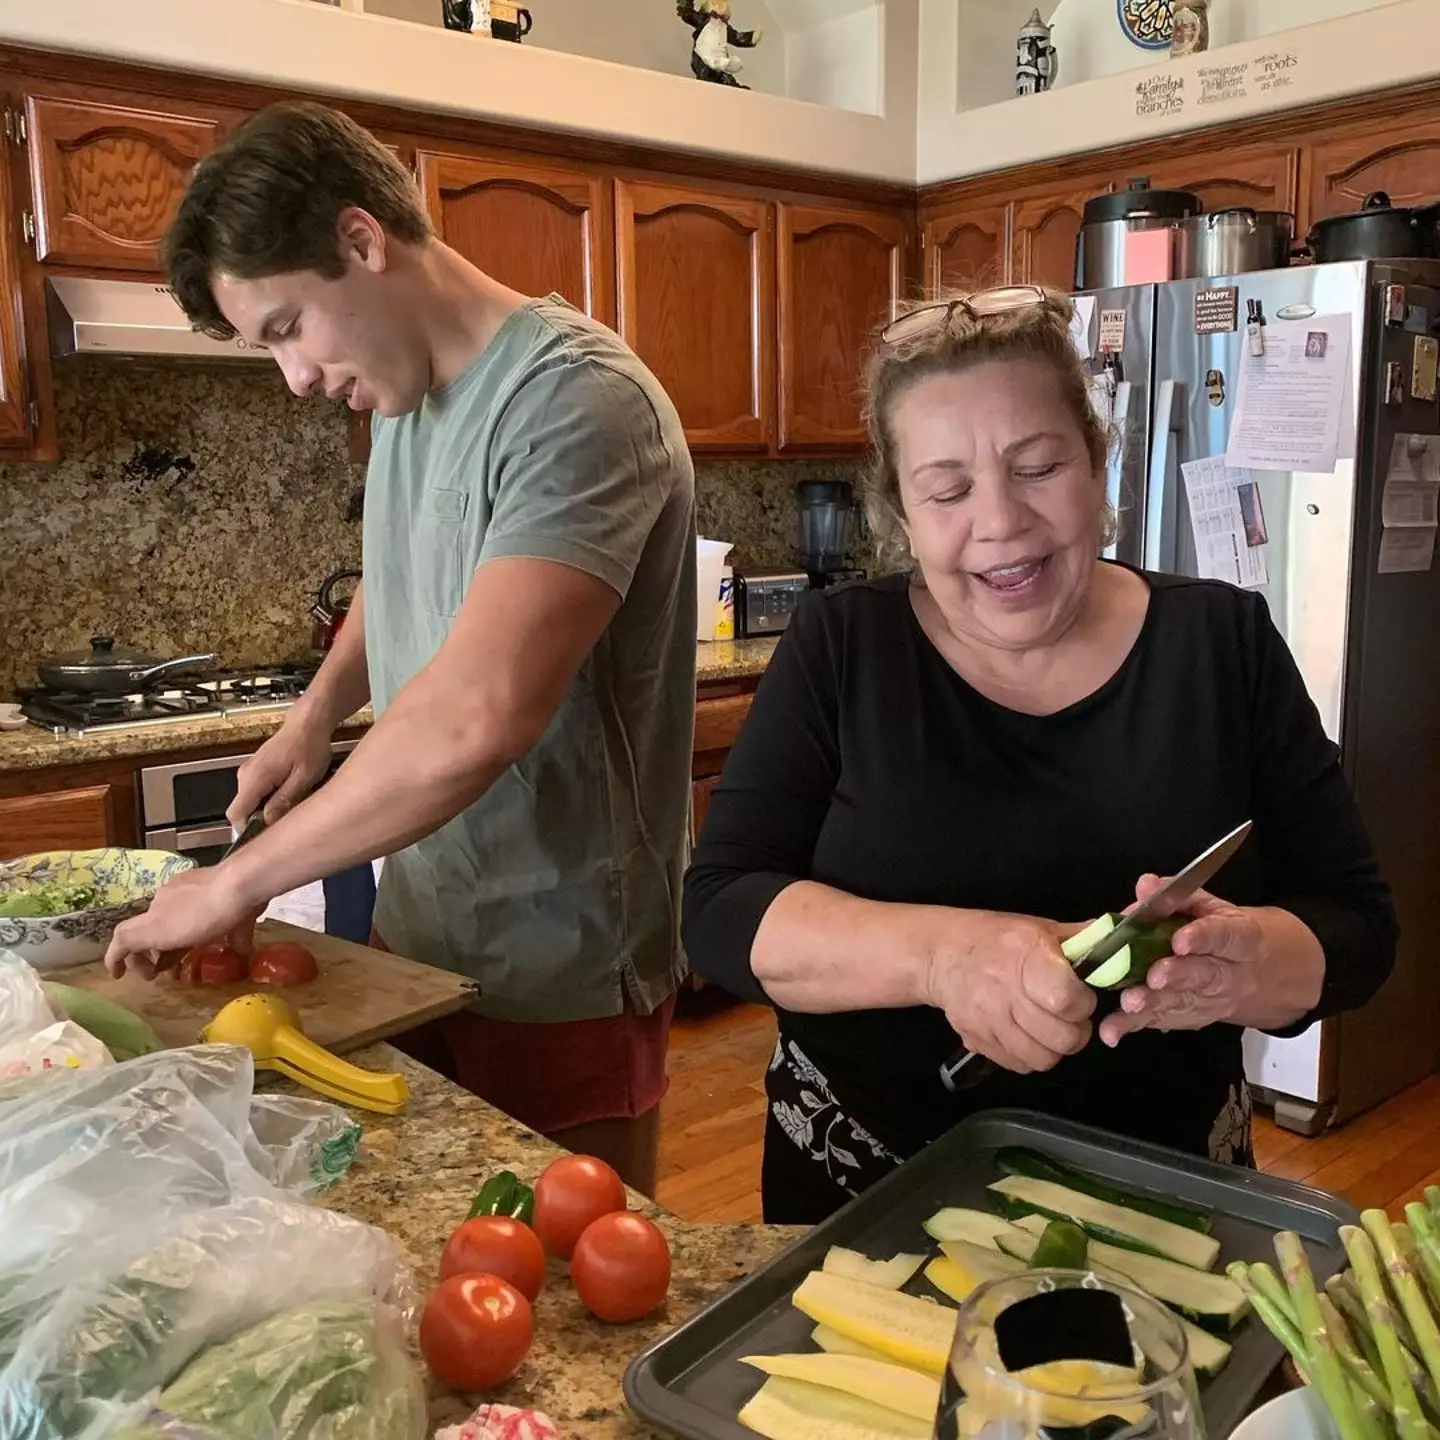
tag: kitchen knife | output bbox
[219,811,266,863]
[937,818,1254,1094]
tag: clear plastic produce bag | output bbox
[0,1043,419,1440]
[0,952,111,1084]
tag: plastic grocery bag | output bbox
[0,952,111,1082]
[0,1043,418,1440]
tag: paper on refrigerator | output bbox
[1181,456,1269,589]
[1069,295,1097,359]
[1377,433,1440,574]
[1224,315,1353,474]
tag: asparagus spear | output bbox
[1426,1187,1440,1224]
[1364,1210,1440,1401]
[1344,1224,1432,1440]
[1281,1230,1380,1440]
[1406,1204,1440,1316]
[1321,1290,1400,1419]
[1332,1272,1390,1376]
[1230,1261,1308,1363]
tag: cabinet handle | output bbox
[2,109,25,145]
[21,211,34,246]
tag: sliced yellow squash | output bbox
[791,1271,957,1377]
[821,1245,927,1291]
[739,1352,940,1421]
[738,1375,933,1439]
[929,1240,1026,1302]
[811,1323,900,1366]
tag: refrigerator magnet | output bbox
[1412,336,1438,404]
[1195,286,1239,334]
[1386,361,1407,407]
[1386,285,1407,327]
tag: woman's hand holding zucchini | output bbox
[923,913,1096,1076]
[1097,876,1326,1047]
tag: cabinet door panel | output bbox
[1142,146,1299,217]
[26,95,220,271]
[418,151,614,324]
[923,202,1010,297]
[778,202,906,452]
[1308,120,1440,224]
[0,109,33,447]
[617,179,773,452]
[1011,184,1102,290]
[0,786,117,862]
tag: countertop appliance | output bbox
[795,478,866,588]
[734,569,808,637]
[18,662,319,736]
[1074,177,1201,291]
[1076,258,1440,1134]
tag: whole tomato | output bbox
[532,1155,628,1260]
[440,1217,546,1302]
[249,940,318,987]
[177,941,249,986]
[419,1273,533,1391]
[571,1212,672,1323]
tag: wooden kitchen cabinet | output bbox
[24,95,222,270]
[0,785,118,861]
[616,178,774,453]
[1140,146,1300,221]
[418,150,615,326]
[777,201,906,452]
[1010,182,1106,291]
[1306,117,1440,224]
[922,201,1010,298]
[0,105,34,447]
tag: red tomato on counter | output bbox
[440,1217,546,1302]
[531,1155,627,1260]
[420,1273,533,1391]
[571,1212,671,1323]
[249,940,319,987]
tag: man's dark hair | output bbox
[165,100,432,339]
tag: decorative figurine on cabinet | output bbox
[1015,8,1058,96]
[676,0,762,88]
[1170,0,1210,56]
[443,0,490,33]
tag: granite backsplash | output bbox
[0,359,865,698]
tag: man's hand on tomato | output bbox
[105,867,259,979]
[1099,874,1326,1046]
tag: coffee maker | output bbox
[795,480,866,589]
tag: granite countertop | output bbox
[317,1045,802,1437]
[1,642,778,776]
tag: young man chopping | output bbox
[105,101,698,1194]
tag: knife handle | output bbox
[938,1045,998,1093]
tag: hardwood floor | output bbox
[657,991,1440,1223]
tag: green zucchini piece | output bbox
[41,982,162,1061]
[988,1175,1222,1271]
[1028,1219,1088,1270]
[1060,913,1185,990]
[1011,1215,1246,1329]
[992,1229,1234,1375]
[1059,914,1116,962]
[920,1207,1019,1249]
[993,1147,1213,1235]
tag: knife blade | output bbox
[219,812,266,863]
[1069,819,1253,979]
[937,818,1253,1094]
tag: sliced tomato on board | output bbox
[176,942,249,986]
[249,940,319,987]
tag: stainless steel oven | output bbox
[139,740,359,864]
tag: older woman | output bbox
[681,286,1397,1226]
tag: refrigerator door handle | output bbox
[1144,378,1177,571]
[1103,380,1133,562]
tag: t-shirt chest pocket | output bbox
[414,487,469,619]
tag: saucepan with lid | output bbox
[36,636,217,695]
[1304,192,1440,264]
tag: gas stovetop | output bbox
[19,663,319,736]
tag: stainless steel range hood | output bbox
[46,276,272,361]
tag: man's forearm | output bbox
[293,580,371,733]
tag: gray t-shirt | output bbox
[363,295,697,1023]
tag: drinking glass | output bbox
[934,1269,1205,1439]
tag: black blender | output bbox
[795,480,866,589]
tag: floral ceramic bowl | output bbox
[0,848,197,972]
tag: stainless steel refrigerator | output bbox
[1076,259,1440,1135]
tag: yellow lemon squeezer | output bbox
[203,993,410,1115]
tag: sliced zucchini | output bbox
[1060,913,1117,962]
[821,1246,926,1291]
[1029,1218,1088,1270]
[791,1271,957,1377]
[740,1353,940,1422]
[738,1375,933,1439]
[921,1207,1020,1248]
[1061,912,1185,990]
[926,1243,1025,1304]
[811,1324,901,1367]
[988,1174,1221,1271]
[994,1146,1213,1234]
[1008,1215,1247,1329]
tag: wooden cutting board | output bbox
[49,921,476,1055]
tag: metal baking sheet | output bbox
[625,1108,1358,1438]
